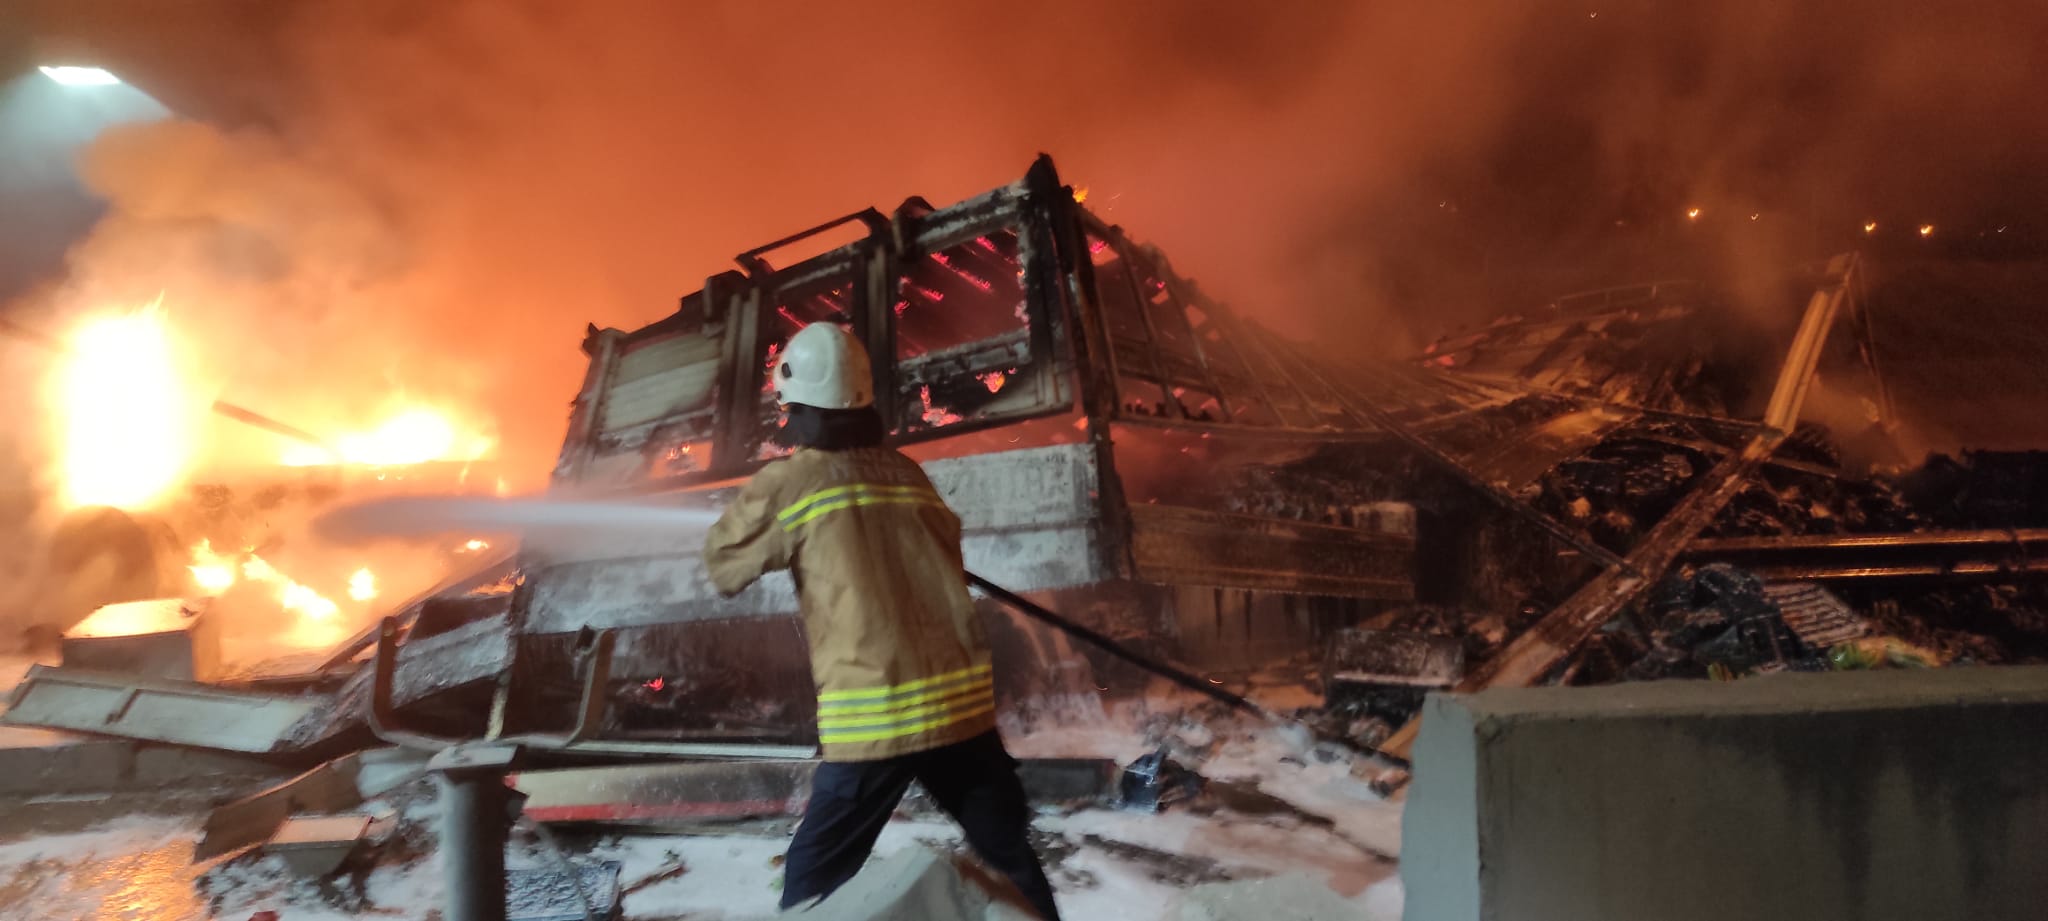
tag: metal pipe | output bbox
[208,400,337,452]
[438,770,512,921]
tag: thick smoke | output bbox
[2,0,2041,646]
[16,0,2047,477]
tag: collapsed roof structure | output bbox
[6,155,2042,779]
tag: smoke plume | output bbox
[11,0,2048,477]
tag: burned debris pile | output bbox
[1324,261,2048,739]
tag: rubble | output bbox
[263,814,373,878]
[504,860,623,921]
[1117,749,1203,813]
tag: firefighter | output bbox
[703,323,1062,920]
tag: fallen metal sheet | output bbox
[515,757,1118,827]
[197,747,429,862]
[265,814,371,877]
[0,665,321,754]
[1763,583,1869,648]
[506,860,623,921]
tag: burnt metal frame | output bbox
[554,159,1090,495]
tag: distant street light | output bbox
[37,66,122,87]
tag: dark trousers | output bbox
[781,730,1061,920]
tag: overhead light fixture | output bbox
[38,66,123,87]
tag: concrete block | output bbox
[1403,666,2048,921]
[1176,874,1370,921]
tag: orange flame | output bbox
[55,297,199,509]
[196,543,344,622]
[188,539,237,595]
[348,567,378,602]
[281,406,492,467]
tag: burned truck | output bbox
[7,155,1954,762]
[507,156,1453,743]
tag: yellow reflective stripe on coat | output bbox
[816,672,993,716]
[817,697,998,745]
[817,663,992,703]
[816,686,996,729]
[815,663,997,744]
[776,483,947,532]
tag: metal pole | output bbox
[428,744,523,921]
[438,770,511,921]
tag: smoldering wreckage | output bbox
[4,157,2044,919]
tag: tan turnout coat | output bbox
[702,446,997,761]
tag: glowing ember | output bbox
[462,538,490,551]
[1918,223,1935,238]
[1749,212,1761,222]
[1685,207,1701,220]
[56,298,197,509]
[918,386,963,427]
[931,253,994,292]
[645,676,666,691]
[1072,186,1090,204]
[348,567,378,602]
[188,539,237,595]
[1863,220,1879,234]
[980,370,1008,393]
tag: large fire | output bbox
[41,297,496,653]
[55,299,199,510]
[189,539,362,646]
[280,406,493,467]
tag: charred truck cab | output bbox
[510,157,1440,743]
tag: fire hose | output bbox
[963,571,1401,768]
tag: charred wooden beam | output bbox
[1683,528,2048,582]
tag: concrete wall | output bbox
[1402,666,2048,921]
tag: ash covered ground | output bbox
[0,685,1401,921]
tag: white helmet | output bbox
[774,323,873,409]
